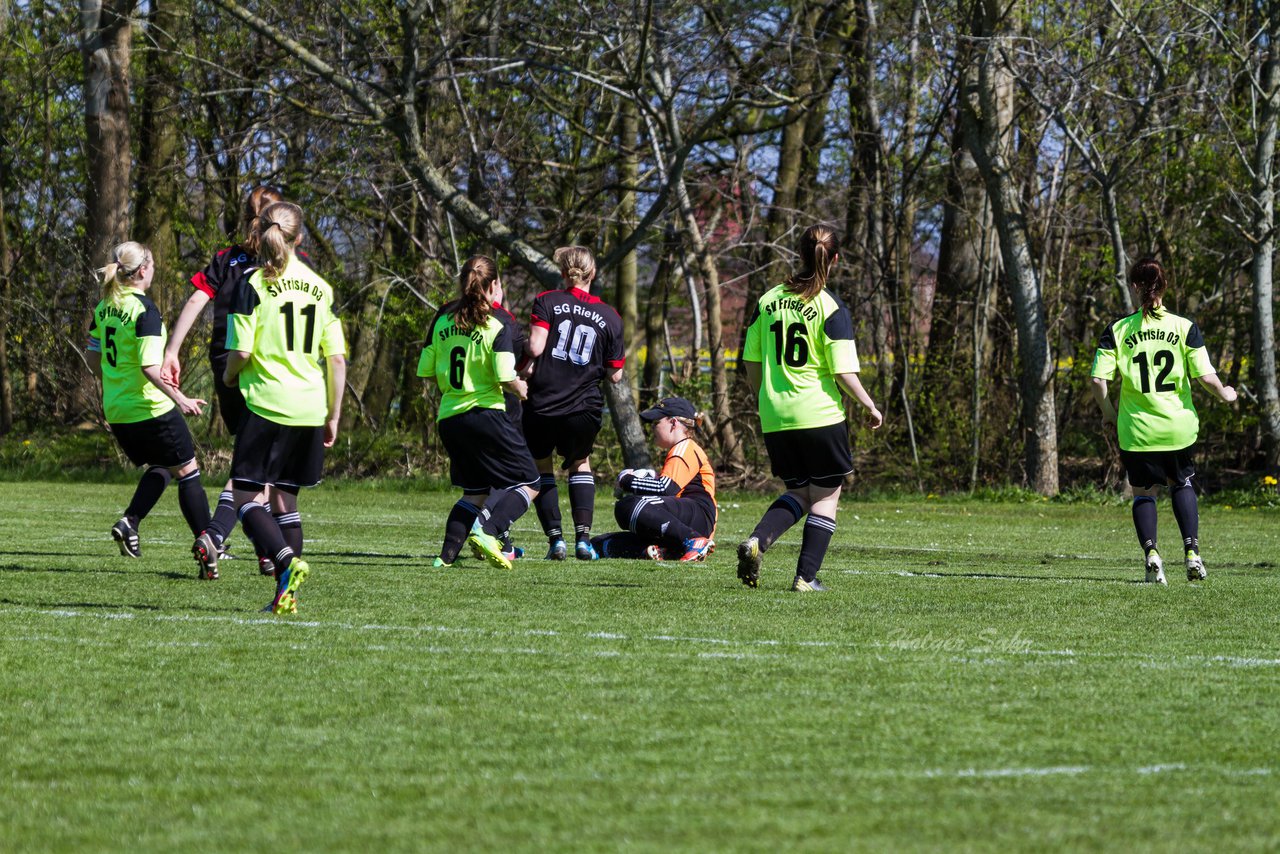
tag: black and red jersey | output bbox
[493,301,526,418]
[190,246,309,359]
[526,288,625,417]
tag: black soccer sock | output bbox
[239,502,294,573]
[750,493,806,551]
[206,489,237,545]
[532,473,562,540]
[441,499,481,564]
[796,514,836,582]
[1170,483,1199,555]
[176,470,212,536]
[481,487,533,539]
[591,531,649,559]
[1132,496,1158,555]
[274,510,303,556]
[125,466,172,525]
[568,473,595,542]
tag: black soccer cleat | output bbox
[737,537,761,588]
[112,517,141,558]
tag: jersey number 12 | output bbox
[1133,349,1176,394]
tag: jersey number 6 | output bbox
[449,347,466,390]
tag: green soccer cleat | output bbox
[432,556,453,568]
[1185,551,1207,582]
[468,529,513,570]
[268,557,310,614]
[737,537,762,588]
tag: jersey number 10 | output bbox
[550,319,597,366]
[280,303,317,352]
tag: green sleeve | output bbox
[827,338,859,374]
[417,344,435,379]
[742,304,762,363]
[320,308,346,357]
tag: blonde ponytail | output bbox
[252,201,303,280]
[554,245,596,291]
[786,225,840,301]
[98,241,151,306]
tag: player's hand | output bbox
[323,416,339,448]
[866,406,883,429]
[177,395,206,416]
[1221,385,1238,403]
[160,351,182,388]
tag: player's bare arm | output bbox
[1196,372,1238,403]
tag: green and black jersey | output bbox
[225,255,346,427]
[417,302,517,420]
[1091,309,1215,451]
[88,289,174,424]
[741,283,861,433]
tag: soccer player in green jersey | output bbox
[418,255,540,570]
[87,242,213,572]
[165,186,286,576]
[737,225,882,591]
[1091,257,1236,584]
[223,202,347,613]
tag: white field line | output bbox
[2,605,1279,670]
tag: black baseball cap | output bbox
[639,397,697,422]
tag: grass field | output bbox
[2,480,1278,852]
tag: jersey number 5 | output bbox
[550,319,597,366]
[103,326,118,368]
[1133,349,1176,394]
[770,321,809,367]
[280,303,317,352]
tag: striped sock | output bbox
[207,490,237,545]
[751,493,806,551]
[274,510,303,556]
[238,502,293,573]
[533,473,562,540]
[796,514,836,582]
[176,470,211,536]
[568,473,595,542]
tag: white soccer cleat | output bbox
[1144,551,1167,586]
[1185,552,1207,582]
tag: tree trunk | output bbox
[79,0,134,416]
[961,0,1058,495]
[134,0,182,317]
[1251,5,1280,465]
[0,155,13,434]
[614,97,642,386]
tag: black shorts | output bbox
[1121,446,1197,490]
[110,408,196,468]
[614,494,716,540]
[210,352,250,435]
[230,411,326,489]
[764,422,853,489]
[439,407,540,492]
[522,409,603,467]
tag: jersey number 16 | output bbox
[770,321,810,367]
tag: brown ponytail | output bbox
[241,185,285,256]
[453,255,497,332]
[1129,256,1167,320]
[252,201,302,280]
[785,225,840,301]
